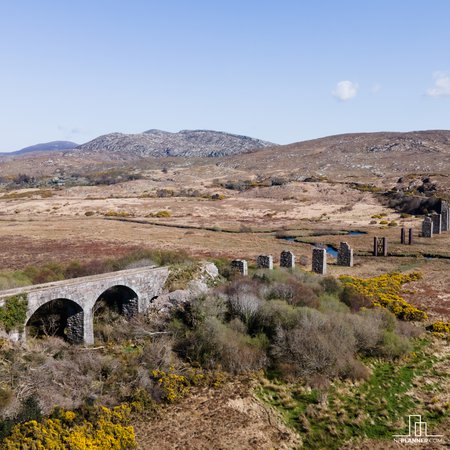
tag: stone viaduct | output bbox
[0,265,169,345]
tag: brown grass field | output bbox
[0,174,448,320]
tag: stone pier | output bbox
[441,200,449,232]
[422,217,433,238]
[312,248,327,275]
[337,242,353,267]
[431,213,442,235]
[231,259,248,276]
[257,255,273,270]
[373,237,388,256]
[280,250,295,268]
[401,227,413,245]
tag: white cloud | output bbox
[332,80,359,101]
[427,72,450,97]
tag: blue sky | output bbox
[1,0,449,151]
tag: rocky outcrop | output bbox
[77,129,276,158]
[150,262,219,313]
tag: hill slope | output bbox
[77,129,276,158]
[223,130,450,180]
[5,141,78,155]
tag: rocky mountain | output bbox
[5,141,78,155]
[76,129,276,157]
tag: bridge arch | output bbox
[93,285,139,319]
[26,298,84,344]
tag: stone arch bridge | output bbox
[0,265,169,345]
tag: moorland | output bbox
[0,129,448,449]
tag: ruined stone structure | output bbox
[441,200,449,232]
[0,266,169,345]
[231,259,248,276]
[280,250,295,268]
[431,213,442,235]
[312,248,327,274]
[337,242,353,267]
[422,217,433,238]
[257,255,273,270]
[373,237,388,256]
[400,227,413,245]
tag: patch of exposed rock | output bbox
[151,262,219,313]
[77,129,276,158]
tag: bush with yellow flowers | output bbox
[426,321,450,334]
[339,272,427,321]
[2,404,136,449]
[151,367,226,403]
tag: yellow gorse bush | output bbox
[339,272,427,321]
[151,367,226,403]
[427,321,450,334]
[3,405,136,450]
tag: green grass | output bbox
[256,338,449,449]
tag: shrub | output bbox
[164,262,201,291]
[339,273,427,321]
[271,311,358,379]
[339,286,371,312]
[0,386,13,410]
[378,330,412,359]
[0,294,28,332]
[228,291,262,328]
[84,211,95,216]
[177,317,268,373]
[210,193,225,200]
[156,189,174,198]
[0,395,42,441]
[256,300,302,337]
[151,210,171,218]
[2,404,136,449]
[426,321,450,334]
[320,276,341,295]
[150,366,225,403]
[267,281,319,309]
[103,210,134,218]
